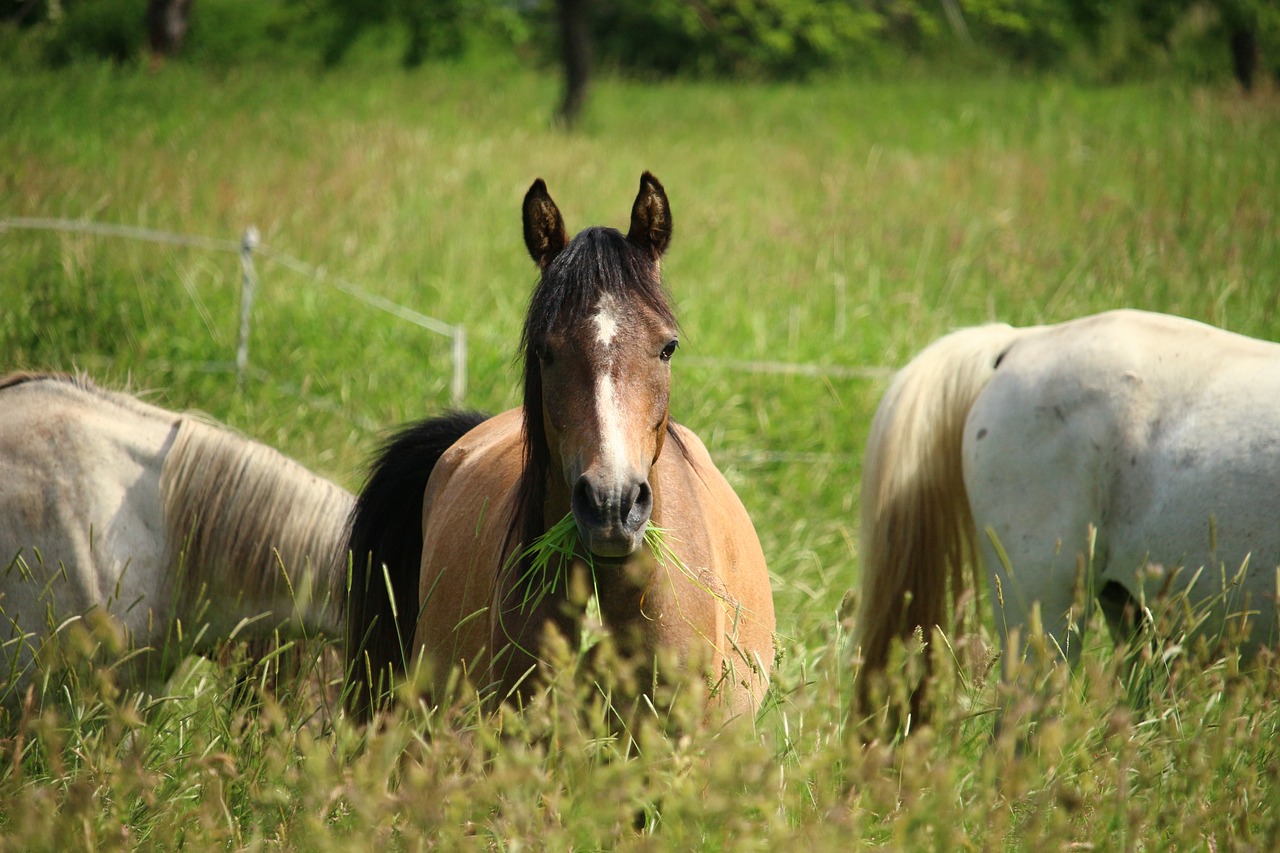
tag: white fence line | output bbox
[1,216,242,252]
[3,216,896,463]
[0,216,469,405]
[682,356,891,381]
[716,449,844,464]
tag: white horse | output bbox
[0,372,353,701]
[857,309,1280,703]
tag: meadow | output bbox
[2,62,1279,847]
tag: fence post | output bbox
[451,325,467,407]
[236,225,260,389]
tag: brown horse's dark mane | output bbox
[508,225,686,579]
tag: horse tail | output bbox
[345,410,489,718]
[855,323,1029,715]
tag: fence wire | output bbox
[1,215,468,405]
[3,215,889,463]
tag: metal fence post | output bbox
[236,225,260,389]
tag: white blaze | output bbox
[590,296,631,486]
[595,372,628,477]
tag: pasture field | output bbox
[2,63,1280,847]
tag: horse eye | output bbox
[538,345,555,366]
[660,339,679,361]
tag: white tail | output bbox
[856,323,1031,698]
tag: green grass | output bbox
[2,61,1280,847]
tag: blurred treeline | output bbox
[2,0,1277,86]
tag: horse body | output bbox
[0,374,353,696]
[413,407,772,714]
[348,174,775,718]
[968,311,1280,657]
[859,310,1280,696]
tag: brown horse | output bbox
[346,173,775,719]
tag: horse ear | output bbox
[523,178,569,270]
[626,171,672,259]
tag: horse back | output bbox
[0,377,176,598]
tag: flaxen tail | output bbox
[855,323,1029,716]
[345,410,489,719]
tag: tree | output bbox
[557,0,591,127]
[146,0,192,57]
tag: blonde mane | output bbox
[159,416,354,637]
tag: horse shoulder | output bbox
[1110,322,1280,617]
[657,424,775,701]
[0,392,93,614]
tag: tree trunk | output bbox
[1230,26,1257,93]
[147,0,193,58]
[557,0,590,128]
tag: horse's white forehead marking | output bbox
[592,296,620,349]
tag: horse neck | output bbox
[160,419,354,638]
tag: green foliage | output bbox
[523,0,1280,83]
[41,0,148,65]
[4,0,1277,83]
[959,0,1078,68]
[181,0,321,66]
[294,0,530,69]
[584,0,888,78]
[1052,0,1280,84]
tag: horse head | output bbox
[520,172,678,559]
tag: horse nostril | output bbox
[626,480,652,529]
[572,475,602,525]
[617,482,637,518]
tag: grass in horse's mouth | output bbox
[513,513,682,612]
[512,515,741,661]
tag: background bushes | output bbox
[4,0,1277,85]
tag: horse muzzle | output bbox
[571,472,653,558]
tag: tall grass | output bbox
[2,63,1279,846]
